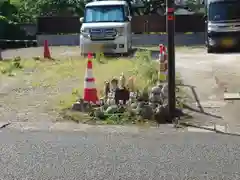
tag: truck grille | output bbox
[90,28,117,41]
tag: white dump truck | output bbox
[205,0,240,53]
[80,0,132,55]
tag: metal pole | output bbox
[166,0,176,122]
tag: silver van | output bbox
[80,1,132,55]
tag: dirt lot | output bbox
[176,49,240,129]
[1,46,240,128]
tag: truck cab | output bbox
[205,0,240,53]
[80,0,132,55]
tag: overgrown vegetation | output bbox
[54,52,153,113]
[0,50,186,125]
[0,56,23,76]
[56,51,186,125]
[0,52,142,122]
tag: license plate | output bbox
[91,44,103,49]
[91,44,115,50]
[104,44,115,49]
[222,39,234,47]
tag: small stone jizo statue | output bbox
[119,72,126,89]
[104,81,110,100]
[149,83,163,103]
[127,76,135,92]
[110,78,119,92]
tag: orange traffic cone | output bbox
[44,40,51,59]
[83,53,99,104]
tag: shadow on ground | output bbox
[177,83,224,126]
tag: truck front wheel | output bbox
[207,45,216,53]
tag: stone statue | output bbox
[110,78,119,91]
[127,76,135,92]
[119,72,126,89]
[105,78,119,105]
[149,83,163,104]
[104,81,110,100]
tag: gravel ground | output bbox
[176,49,240,130]
[2,46,81,59]
[0,129,240,179]
[0,47,83,123]
[1,47,240,128]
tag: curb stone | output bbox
[4,121,186,135]
[180,122,240,136]
[4,121,240,136]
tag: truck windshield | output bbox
[84,5,125,23]
[209,1,240,21]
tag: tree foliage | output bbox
[16,0,88,23]
[0,0,203,23]
[133,0,165,15]
[0,0,18,20]
[1,0,168,22]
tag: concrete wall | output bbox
[37,33,205,46]
[37,35,80,46]
[132,33,205,46]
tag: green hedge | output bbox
[0,15,30,40]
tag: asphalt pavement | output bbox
[0,128,240,180]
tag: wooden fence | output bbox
[37,14,205,34]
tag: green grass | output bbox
[0,51,185,125]
[0,53,156,123]
[53,57,141,111]
[53,51,161,124]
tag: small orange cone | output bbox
[44,40,51,59]
[83,52,99,104]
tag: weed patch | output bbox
[56,51,185,125]
[0,51,186,125]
